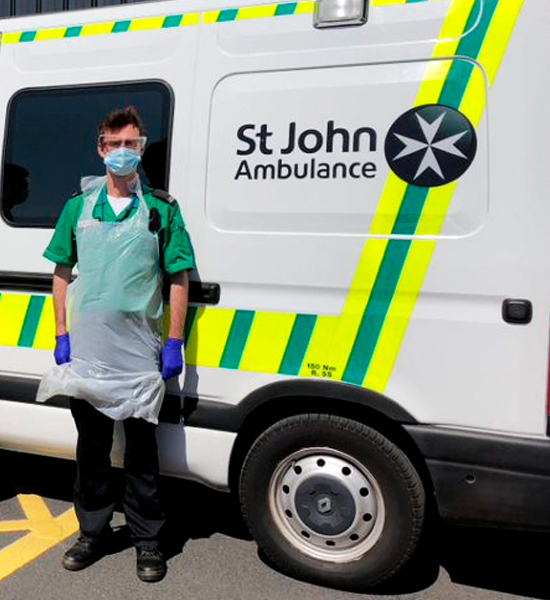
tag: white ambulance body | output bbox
[0,0,548,589]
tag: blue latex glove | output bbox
[161,338,183,380]
[54,333,71,365]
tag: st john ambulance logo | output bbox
[384,105,477,188]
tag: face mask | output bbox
[104,147,141,176]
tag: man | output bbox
[41,106,195,582]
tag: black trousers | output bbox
[70,399,166,549]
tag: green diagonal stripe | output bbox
[219,310,255,369]
[343,239,413,384]
[279,314,317,375]
[342,0,497,387]
[65,26,82,37]
[18,295,46,348]
[112,20,131,33]
[20,31,37,42]
[163,14,183,28]
[439,0,491,106]
[183,306,198,345]
[218,8,239,22]
[392,185,431,235]
[275,3,297,16]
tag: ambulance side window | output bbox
[0,0,165,18]
[1,81,172,228]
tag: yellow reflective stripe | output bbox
[299,316,338,377]
[185,307,235,367]
[300,2,466,376]
[414,181,458,237]
[367,0,525,391]
[33,297,55,350]
[237,4,278,20]
[372,0,408,5]
[373,0,446,7]
[181,13,201,26]
[203,11,221,23]
[324,240,388,373]
[0,294,30,346]
[458,65,486,130]
[240,312,296,372]
[364,192,453,389]
[362,0,478,389]
[320,271,384,376]
[368,175,409,235]
[364,241,436,391]
[161,308,170,339]
[80,22,114,36]
[128,16,165,31]
[2,32,21,44]
[431,0,476,57]
[478,1,523,87]
[301,178,404,374]
[35,27,66,41]
[295,1,314,14]
[415,0,476,107]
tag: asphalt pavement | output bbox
[0,450,548,600]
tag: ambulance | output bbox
[0,0,547,590]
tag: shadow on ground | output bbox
[2,449,549,599]
[439,525,550,600]
[0,449,250,551]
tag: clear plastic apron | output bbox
[37,176,165,424]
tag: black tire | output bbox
[239,414,425,591]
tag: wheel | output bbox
[239,414,425,590]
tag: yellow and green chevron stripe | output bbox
[0,0,524,396]
[0,0,441,45]
[0,294,54,350]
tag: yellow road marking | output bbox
[0,521,33,533]
[0,495,79,582]
[18,494,54,521]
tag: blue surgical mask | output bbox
[104,147,141,176]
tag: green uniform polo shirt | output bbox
[44,185,195,275]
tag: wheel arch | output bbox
[225,380,435,499]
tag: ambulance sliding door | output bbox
[187,0,483,406]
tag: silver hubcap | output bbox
[268,447,385,563]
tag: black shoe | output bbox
[62,537,106,571]
[136,548,166,582]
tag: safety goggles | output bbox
[99,135,147,151]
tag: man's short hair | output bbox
[98,106,145,136]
